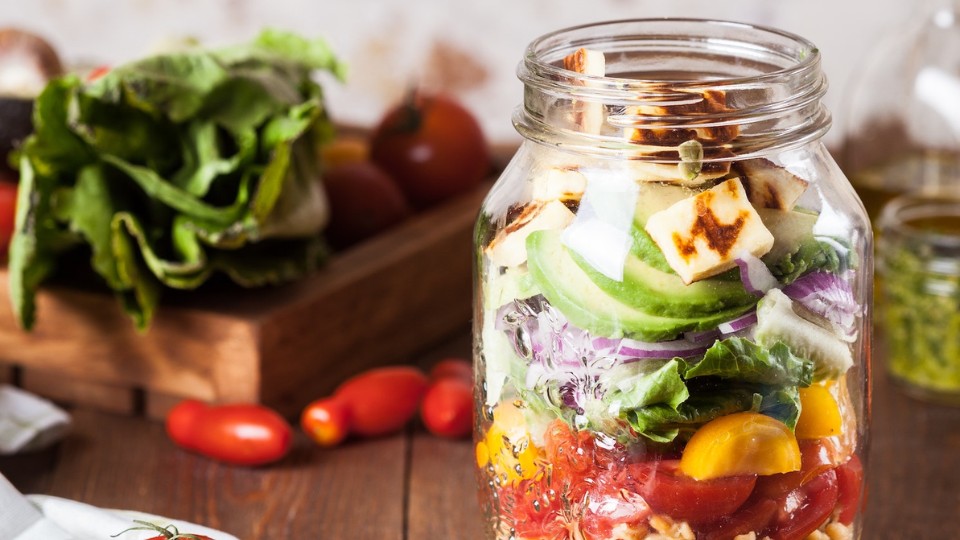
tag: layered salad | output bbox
[473,49,864,540]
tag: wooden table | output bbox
[2,327,959,539]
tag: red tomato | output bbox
[765,468,839,540]
[754,439,837,499]
[420,378,473,438]
[699,498,779,540]
[301,397,352,447]
[836,455,864,525]
[0,179,17,254]
[500,477,567,539]
[165,400,293,466]
[370,93,491,209]
[86,65,110,82]
[335,366,429,437]
[580,480,651,540]
[116,520,214,540]
[322,161,411,249]
[428,357,473,382]
[628,460,757,526]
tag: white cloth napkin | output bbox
[0,473,239,540]
[0,384,71,454]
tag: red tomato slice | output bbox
[766,468,840,540]
[698,498,779,540]
[836,454,864,525]
[627,460,757,526]
[754,439,837,499]
[500,478,567,539]
[580,480,651,540]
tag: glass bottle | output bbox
[473,19,871,540]
[841,0,960,219]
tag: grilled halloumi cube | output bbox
[563,47,605,134]
[733,158,810,210]
[645,178,774,284]
[530,167,587,202]
[624,90,739,143]
[486,199,575,267]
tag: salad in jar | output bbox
[473,28,868,540]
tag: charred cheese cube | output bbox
[486,199,575,267]
[530,167,587,202]
[645,178,774,284]
[733,158,810,210]
[563,48,605,134]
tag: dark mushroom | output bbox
[0,28,63,173]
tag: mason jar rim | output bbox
[514,18,831,161]
[524,18,822,90]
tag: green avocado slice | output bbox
[573,245,756,318]
[526,230,754,341]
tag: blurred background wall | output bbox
[0,0,919,146]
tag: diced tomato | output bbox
[580,479,651,540]
[836,454,864,525]
[698,498,779,540]
[754,439,837,499]
[766,468,840,540]
[500,477,567,539]
[626,459,757,526]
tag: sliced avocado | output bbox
[526,230,754,341]
[573,246,756,318]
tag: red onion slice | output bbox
[718,311,758,334]
[593,336,708,360]
[735,252,779,296]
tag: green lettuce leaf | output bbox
[10,29,342,330]
[684,337,814,387]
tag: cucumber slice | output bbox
[755,289,853,380]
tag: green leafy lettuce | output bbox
[11,29,345,330]
[619,337,814,443]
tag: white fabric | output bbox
[0,385,71,455]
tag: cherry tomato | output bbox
[428,357,473,382]
[699,498,779,540]
[370,93,491,209]
[0,178,17,254]
[420,377,472,439]
[165,400,293,466]
[754,439,837,499]
[500,477,567,539]
[628,459,757,526]
[765,468,839,540]
[334,366,429,437]
[115,519,213,540]
[320,136,369,168]
[322,161,411,250]
[836,454,864,525]
[301,397,352,447]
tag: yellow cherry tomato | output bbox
[680,412,801,480]
[795,382,844,439]
[475,401,541,484]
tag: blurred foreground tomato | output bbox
[334,366,429,437]
[166,400,292,466]
[421,377,472,439]
[370,93,491,209]
[0,175,17,254]
[429,357,473,382]
[114,520,213,540]
[301,396,351,447]
[322,161,411,250]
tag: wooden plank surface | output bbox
[20,369,138,415]
[408,432,484,539]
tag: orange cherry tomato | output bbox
[301,397,352,447]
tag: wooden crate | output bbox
[0,181,490,419]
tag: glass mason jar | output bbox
[472,19,871,540]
